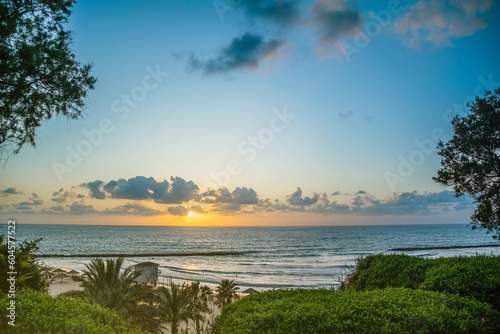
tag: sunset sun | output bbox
[188,211,194,217]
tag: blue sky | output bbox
[1,0,499,225]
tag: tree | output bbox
[0,0,96,155]
[64,257,160,332]
[157,282,192,334]
[215,279,239,308]
[0,234,47,294]
[186,281,213,334]
[434,88,500,239]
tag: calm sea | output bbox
[4,223,499,291]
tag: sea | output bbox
[4,223,500,291]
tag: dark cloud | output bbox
[310,0,362,46]
[1,187,24,196]
[167,205,206,217]
[331,190,341,196]
[103,177,157,200]
[81,180,106,200]
[241,0,301,26]
[338,110,353,119]
[354,191,473,215]
[52,187,84,203]
[152,177,199,204]
[14,193,43,208]
[287,187,319,206]
[211,203,244,213]
[202,187,259,205]
[189,33,286,75]
[394,0,493,48]
[355,190,367,195]
[102,176,198,204]
[67,200,98,215]
[352,195,364,206]
[101,203,165,216]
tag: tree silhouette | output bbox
[434,88,500,239]
[0,0,96,156]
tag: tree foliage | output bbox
[0,0,96,155]
[215,279,239,308]
[0,234,47,294]
[0,289,143,333]
[212,288,500,334]
[157,282,193,334]
[63,257,160,333]
[434,88,500,238]
[339,253,500,310]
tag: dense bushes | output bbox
[212,288,500,334]
[0,235,47,294]
[0,290,143,333]
[339,254,500,309]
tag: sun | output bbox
[188,211,194,217]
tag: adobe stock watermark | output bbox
[51,65,169,182]
[6,219,17,327]
[203,107,295,190]
[384,74,499,192]
[213,0,243,21]
[339,0,402,63]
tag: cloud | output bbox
[310,0,363,48]
[189,33,286,75]
[338,110,353,119]
[101,203,165,216]
[167,205,206,217]
[241,0,301,26]
[355,190,367,195]
[354,190,473,215]
[81,180,106,199]
[393,0,494,48]
[102,176,199,204]
[1,187,24,196]
[202,187,259,205]
[287,187,319,206]
[67,200,98,215]
[14,193,43,209]
[152,177,199,204]
[43,200,98,215]
[52,187,84,203]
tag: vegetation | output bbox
[0,289,143,333]
[434,88,500,239]
[339,254,500,310]
[0,235,47,294]
[215,279,239,308]
[0,0,96,155]
[212,287,500,334]
[63,257,160,332]
[187,281,213,334]
[157,282,192,334]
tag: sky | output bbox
[1,0,499,226]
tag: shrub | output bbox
[0,289,143,333]
[339,254,500,309]
[212,288,500,334]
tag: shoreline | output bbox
[389,244,500,251]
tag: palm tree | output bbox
[215,279,239,308]
[63,257,160,332]
[187,281,213,334]
[157,282,192,334]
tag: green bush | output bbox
[339,254,500,309]
[212,288,500,334]
[0,290,143,333]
